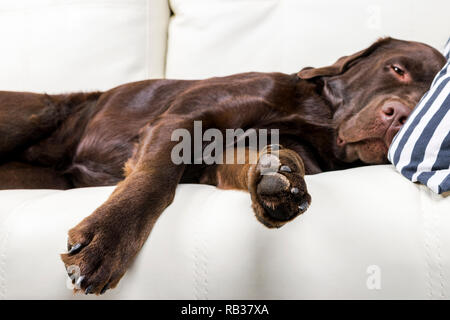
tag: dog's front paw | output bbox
[249,146,311,228]
[61,214,141,295]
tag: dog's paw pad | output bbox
[249,147,312,228]
[257,173,290,195]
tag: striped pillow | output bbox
[388,38,450,194]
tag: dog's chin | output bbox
[338,139,388,164]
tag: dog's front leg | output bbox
[61,121,185,295]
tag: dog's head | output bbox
[298,37,446,164]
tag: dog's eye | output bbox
[391,65,405,76]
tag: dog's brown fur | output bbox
[0,38,445,294]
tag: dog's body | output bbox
[0,38,445,294]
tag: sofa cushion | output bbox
[1,165,450,299]
[0,0,169,93]
[166,0,450,79]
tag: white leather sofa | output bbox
[0,0,449,300]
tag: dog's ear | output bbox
[297,37,392,80]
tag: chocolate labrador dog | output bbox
[0,37,445,295]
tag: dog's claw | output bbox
[85,285,93,295]
[75,275,84,288]
[100,283,110,295]
[68,243,83,255]
[298,201,309,212]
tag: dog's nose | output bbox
[381,101,411,145]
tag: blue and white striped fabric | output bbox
[388,38,450,194]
